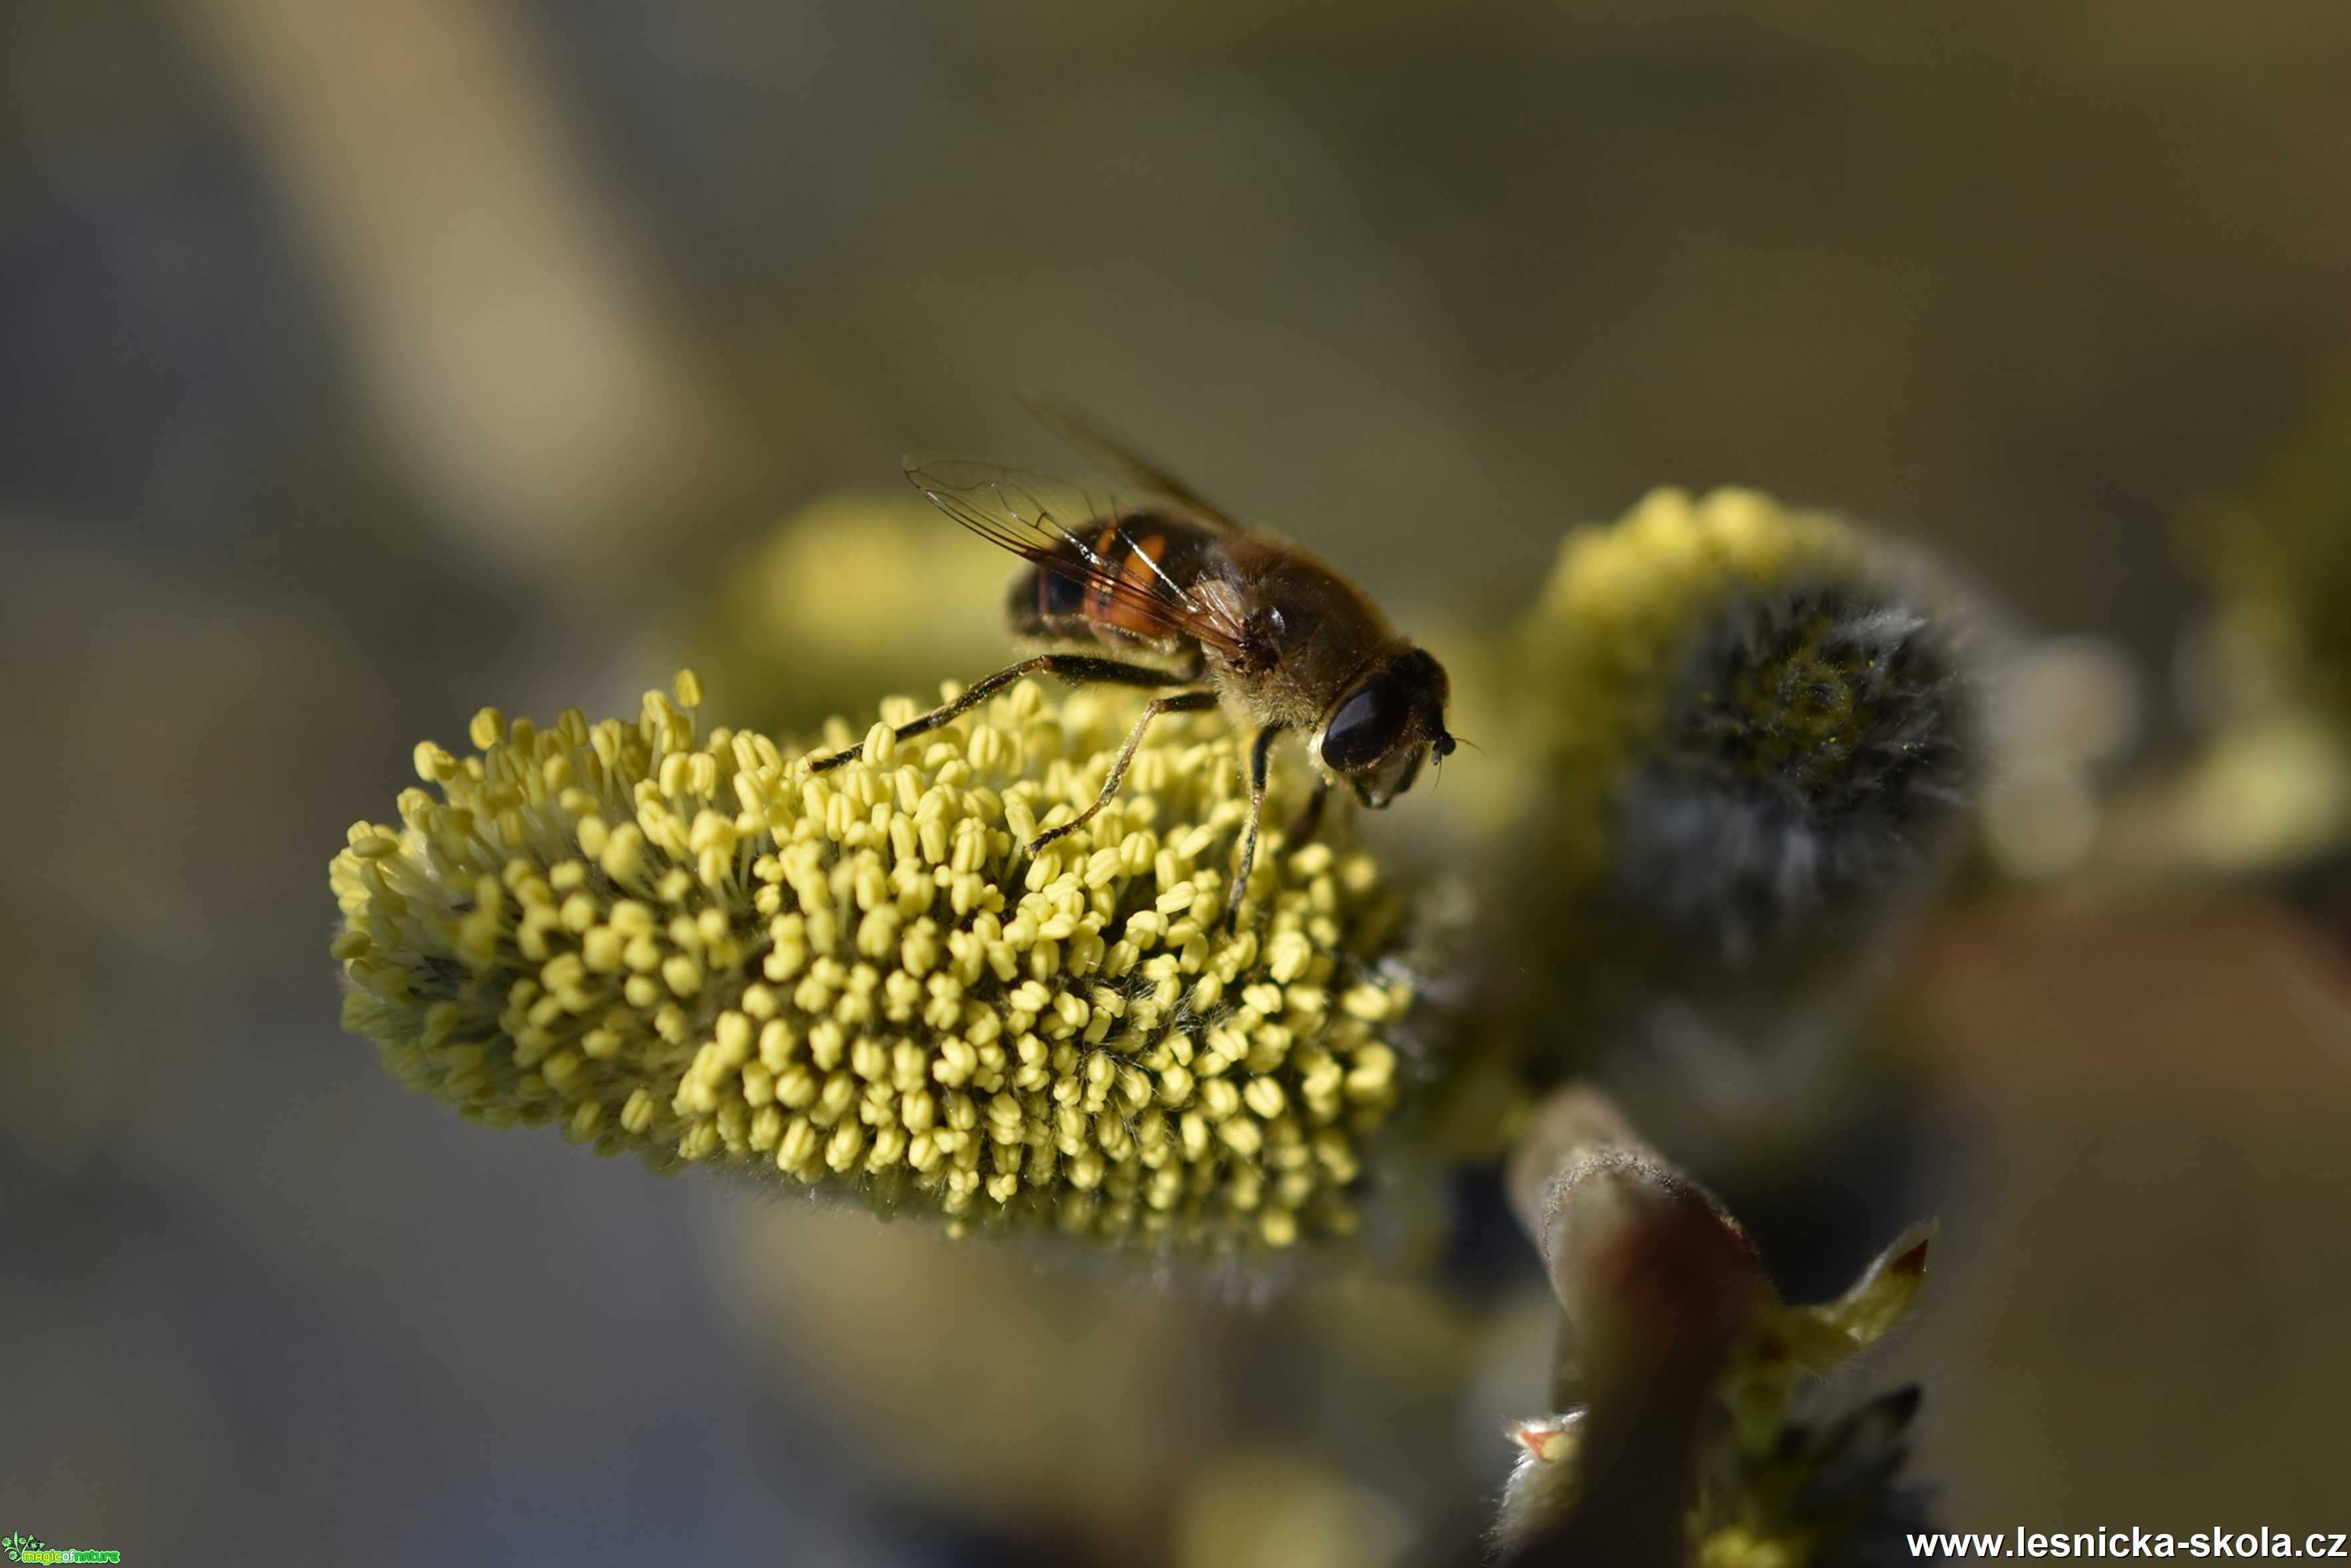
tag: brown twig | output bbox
[1497,1084,1773,1566]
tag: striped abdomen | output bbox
[1005,510,1229,654]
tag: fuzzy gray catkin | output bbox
[1515,487,1975,964]
[1465,487,1978,1092]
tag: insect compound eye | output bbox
[1320,673,1410,774]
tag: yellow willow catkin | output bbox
[329,674,1415,1251]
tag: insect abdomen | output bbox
[1006,560,1093,641]
[1004,512,1223,652]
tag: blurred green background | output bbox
[5,3,2350,1564]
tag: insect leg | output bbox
[805,654,1197,773]
[1224,723,1288,930]
[1028,688,1220,853]
[1286,777,1334,845]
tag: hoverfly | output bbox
[810,407,1454,917]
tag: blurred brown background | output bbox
[5,3,2350,1563]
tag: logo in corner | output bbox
[3,1535,121,1565]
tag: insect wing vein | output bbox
[905,455,1246,655]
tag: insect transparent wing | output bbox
[1019,396,1245,531]
[903,455,1250,655]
